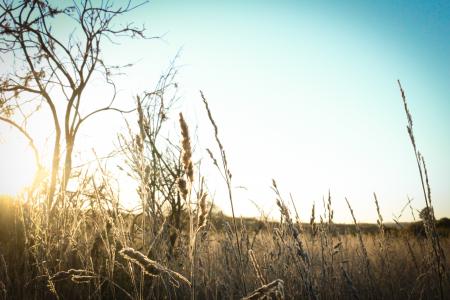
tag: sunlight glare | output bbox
[0,127,37,195]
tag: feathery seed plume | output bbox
[179,113,194,182]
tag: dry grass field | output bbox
[0,193,449,300]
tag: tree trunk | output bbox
[62,135,74,193]
[48,129,61,211]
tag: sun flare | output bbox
[0,129,37,195]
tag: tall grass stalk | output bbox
[397,80,447,299]
[200,91,247,295]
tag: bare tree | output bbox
[0,0,151,211]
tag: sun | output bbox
[0,128,38,196]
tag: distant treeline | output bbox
[208,212,450,237]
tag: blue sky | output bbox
[1,0,449,222]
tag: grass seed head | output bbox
[179,113,194,182]
[119,247,191,287]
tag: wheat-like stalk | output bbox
[49,269,95,282]
[179,112,194,182]
[398,80,447,299]
[242,279,285,300]
[248,249,267,286]
[273,179,309,264]
[119,247,191,287]
[272,179,317,299]
[373,193,395,298]
[310,203,317,238]
[70,275,96,284]
[201,91,247,294]
[177,177,188,201]
[197,192,208,229]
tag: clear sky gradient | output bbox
[1,0,449,222]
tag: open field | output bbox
[0,193,449,299]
